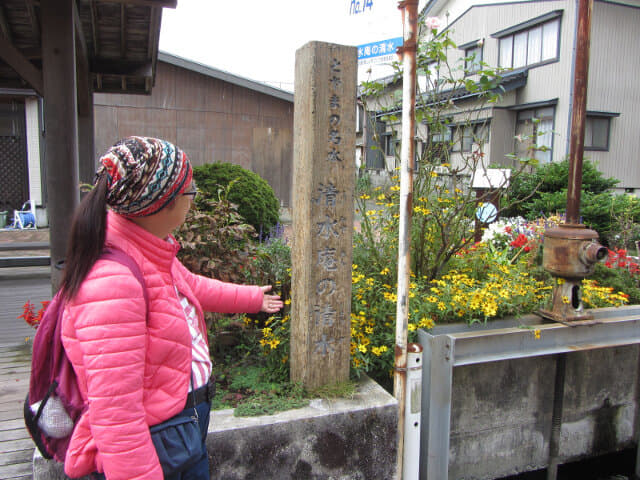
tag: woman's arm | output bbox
[175,261,282,314]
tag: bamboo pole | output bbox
[394,1,419,478]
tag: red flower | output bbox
[18,300,49,329]
[510,233,528,249]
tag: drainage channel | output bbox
[499,449,637,480]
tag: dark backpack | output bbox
[24,248,148,462]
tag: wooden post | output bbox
[291,42,357,389]
[41,0,79,291]
[78,90,95,187]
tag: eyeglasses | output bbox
[182,190,199,199]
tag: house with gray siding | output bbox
[360,0,640,194]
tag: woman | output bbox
[59,137,282,479]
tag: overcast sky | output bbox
[158,0,416,91]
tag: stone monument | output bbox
[291,42,357,389]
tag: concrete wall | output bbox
[449,346,639,478]
[419,313,640,479]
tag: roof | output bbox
[366,67,529,118]
[0,0,176,96]
[158,52,294,103]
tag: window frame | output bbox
[584,115,612,152]
[450,122,490,153]
[464,44,483,75]
[496,14,562,70]
[515,106,555,163]
[381,131,398,157]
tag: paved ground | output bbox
[0,228,51,480]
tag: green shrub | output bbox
[174,197,259,335]
[174,198,258,285]
[193,163,280,234]
[505,159,617,209]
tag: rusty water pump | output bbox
[537,0,608,325]
[539,224,607,322]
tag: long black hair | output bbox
[59,175,109,299]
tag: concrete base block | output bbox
[208,375,398,479]
[33,376,398,479]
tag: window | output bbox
[356,104,364,133]
[584,115,611,151]
[515,107,555,163]
[382,131,397,156]
[418,62,442,93]
[498,17,560,69]
[465,45,483,74]
[427,127,452,164]
[365,115,386,169]
[463,124,489,152]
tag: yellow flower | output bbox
[557,278,565,285]
[562,295,570,304]
[284,299,291,305]
[408,323,417,332]
[430,171,438,177]
[419,317,435,329]
[533,329,541,340]
[360,194,371,200]
[358,344,367,353]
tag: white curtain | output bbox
[527,26,542,65]
[499,37,512,67]
[542,19,559,61]
[513,31,528,68]
[535,118,553,163]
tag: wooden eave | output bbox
[0,0,176,96]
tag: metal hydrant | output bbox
[541,224,607,322]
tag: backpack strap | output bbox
[100,248,149,312]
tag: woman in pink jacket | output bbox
[59,136,283,480]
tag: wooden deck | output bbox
[0,276,52,480]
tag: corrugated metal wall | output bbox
[587,1,640,190]
[93,61,294,205]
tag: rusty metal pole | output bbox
[394,1,418,478]
[566,0,593,224]
[544,3,594,480]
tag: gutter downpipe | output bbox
[547,2,592,479]
[395,1,419,478]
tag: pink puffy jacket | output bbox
[61,211,264,479]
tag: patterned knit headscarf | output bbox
[96,136,192,217]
